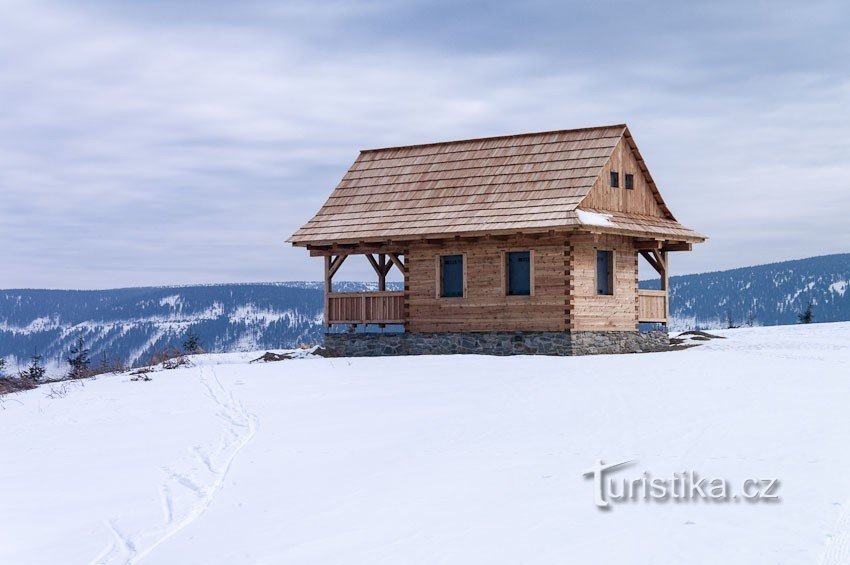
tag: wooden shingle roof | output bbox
[289,125,704,245]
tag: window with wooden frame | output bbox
[440,254,464,298]
[625,173,634,190]
[596,250,614,295]
[610,171,619,188]
[506,251,532,296]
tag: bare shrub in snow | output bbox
[45,380,84,399]
[0,376,38,397]
[0,355,40,397]
[148,347,186,368]
[91,355,126,376]
[162,356,191,370]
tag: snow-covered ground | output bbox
[2,323,850,564]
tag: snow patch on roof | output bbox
[576,209,613,227]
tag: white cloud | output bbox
[0,0,848,288]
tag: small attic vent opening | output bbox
[625,174,634,190]
[610,171,619,188]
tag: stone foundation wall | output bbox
[322,330,668,357]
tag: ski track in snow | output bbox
[819,499,850,565]
[92,365,258,565]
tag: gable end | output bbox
[580,127,676,220]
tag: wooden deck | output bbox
[326,291,405,325]
[638,289,668,323]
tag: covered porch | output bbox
[635,239,688,325]
[316,246,407,327]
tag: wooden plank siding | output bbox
[569,233,640,331]
[638,290,668,323]
[407,235,568,332]
[582,136,667,217]
[404,233,642,332]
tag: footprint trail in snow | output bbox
[92,365,257,565]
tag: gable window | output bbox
[625,173,634,190]
[610,171,619,188]
[440,254,464,297]
[506,251,531,296]
[596,250,614,295]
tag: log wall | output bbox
[406,233,639,332]
[568,233,639,331]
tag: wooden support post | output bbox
[323,255,331,327]
[377,253,387,291]
[661,251,669,321]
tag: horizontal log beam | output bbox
[634,239,663,250]
[308,246,406,257]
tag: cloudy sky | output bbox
[1,0,848,289]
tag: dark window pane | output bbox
[596,250,613,295]
[441,255,464,297]
[625,173,634,190]
[610,171,619,188]
[507,251,531,295]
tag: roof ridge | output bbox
[360,124,628,153]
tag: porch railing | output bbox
[638,289,668,324]
[326,291,405,325]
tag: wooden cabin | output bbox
[288,124,705,356]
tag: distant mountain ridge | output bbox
[0,283,325,374]
[645,253,850,329]
[1,253,848,373]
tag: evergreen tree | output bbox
[66,336,91,378]
[0,357,7,378]
[797,302,814,324]
[183,331,202,355]
[20,354,46,383]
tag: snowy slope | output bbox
[2,323,850,564]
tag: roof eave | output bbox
[288,225,707,248]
